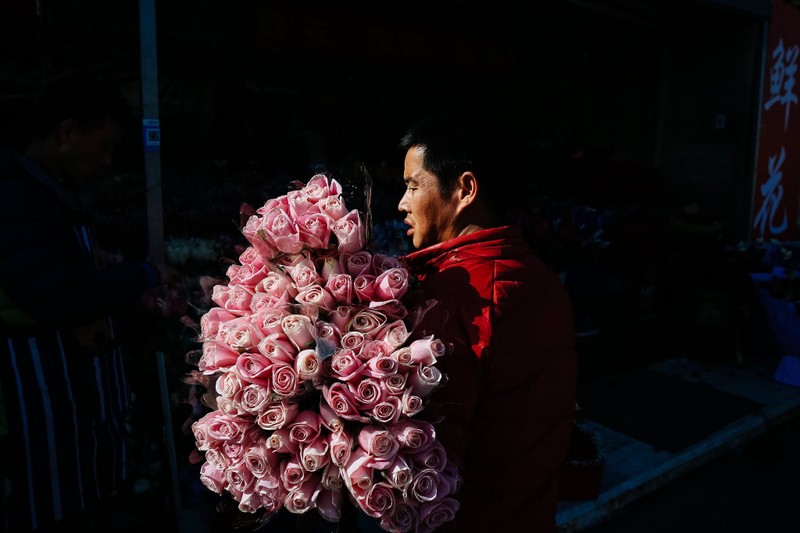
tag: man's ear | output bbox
[456,171,478,209]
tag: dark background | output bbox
[0,0,773,243]
[2,1,795,530]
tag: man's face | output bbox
[398,145,460,249]
[58,117,122,186]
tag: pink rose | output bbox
[417,498,460,533]
[216,396,248,418]
[214,315,247,343]
[390,420,436,452]
[347,376,385,411]
[256,476,286,513]
[211,284,232,310]
[282,255,321,289]
[325,273,354,304]
[370,395,401,425]
[343,448,374,496]
[234,351,273,387]
[371,253,402,275]
[225,460,256,494]
[322,382,369,423]
[256,195,289,216]
[303,174,342,200]
[320,255,342,281]
[256,400,299,431]
[391,346,413,366]
[339,331,366,355]
[295,284,336,311]
[243,441,282,478]
[374,267,409,300]
[319,398,345,434]
[191,417,212,451]
[249,292,289,315]
[280,454,308,488]
[230,262,267,289]
[267,428,299,455]
[360,481,397,519]
[300,434,331,472]
[281,314,316,350]
[255,269,297,298]
[331,209,366,253]
[328,429,354,468]
[262,206,304,254]
[225,320,265,354]
[375,320,410,350]
[271,363,301,398]
[200,307,238,340]
[205,411,250,443]
[400,389,425,416]
[199,460,227,494]
[329,305,356,332]
[320,462,343,491]
[408,363,443,398]
[287,188,315,219]
[205,447,231,472]
[347,308,387,337]
[216,371,245,399]
[297,212,332,250]
[294,348,321,381]
[224,284,256,316]
[288,410,322,444]
[317,194,348,221]
[381,500,418,533]
[409,335,447,365]
[241,214,279,260]
[357,425,400,469]
[409,468,440,502]
[251,308,290,337]
[409,439,448,472]
[384,453,413,491]
[340,250,373,276]
[237,491,262,514]
[353,273,376,303]
[199,340,239,373]
[381,373,408,397]
[363,355,399,379]
[238,245,265,269]
[284,476,322,514]
[256,332,297,365]
[237,383,271,414]
[359,339,393,363]
[329,348,366,381]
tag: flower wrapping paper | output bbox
[187,174,461,532]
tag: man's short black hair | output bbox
[398,108,525,219]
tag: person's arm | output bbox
[0,181,158,328]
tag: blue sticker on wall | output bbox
[142,118,160,152]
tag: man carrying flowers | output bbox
[396,110,578,532]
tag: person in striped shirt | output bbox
[0,74,171,532]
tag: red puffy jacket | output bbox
[402,225,577,532]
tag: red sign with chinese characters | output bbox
[751,0,800,240]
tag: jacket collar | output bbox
[401,225,527,271]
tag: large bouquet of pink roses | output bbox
[186,174,460,532]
